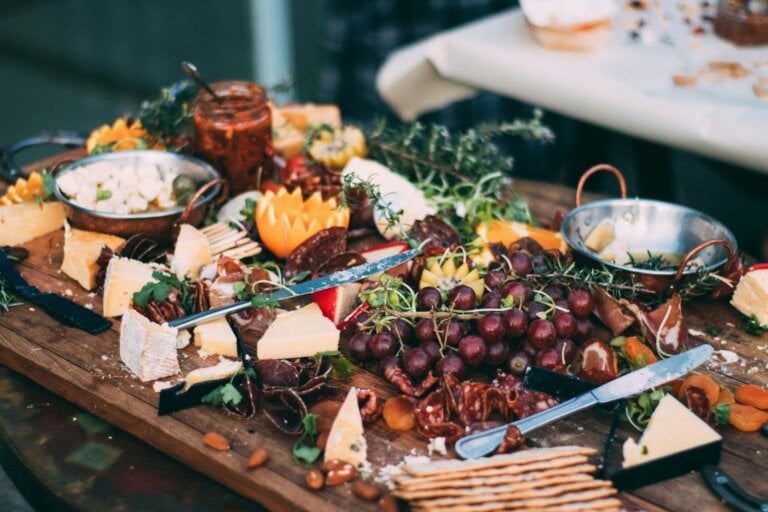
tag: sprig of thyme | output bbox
[340,172,405,238]
[0,275,21,314]
[138,80,198,149]
[525,259,647,299]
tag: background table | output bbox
[377,8,768,176]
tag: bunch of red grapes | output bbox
[346,250,596,382]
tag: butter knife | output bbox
[168,249,420,330]
[0,249,112,334]
[455,344,713,459]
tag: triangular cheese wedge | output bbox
[103,257,159,317]
[193,317,238,358]
[256,303,339,360]
[324,387,367,468]
[61,222,125,290]
[622,394,721,467]
[171,224,212,279]
[184,357,242,390]
[119,309,180,382]
[0,201,66,246]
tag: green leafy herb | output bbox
[132,271,195,311]
[703,325,719,337]
[314,351,355,379]
[96,189,113,202]
[293,414,322,466]
[201,383,243,408]
[33,169,57,204]
[240,197,257,221]
[0,275,22,314]
[138,80,198,149]
[625,387,671,431]
[627,251,674,271]
[340,173,404,238]
[527,259,647,300]
[713,402,730,425]
[251,293,279,309]
[740,314,768,336]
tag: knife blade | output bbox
[168,248,420,330]
[455,344,713,459]
[0,249,112,334]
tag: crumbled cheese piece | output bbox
[152,380,175,393]
[427,437,447,457]
[374,455,432,490]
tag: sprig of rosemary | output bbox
[526,259,647,299]
[138,80,198,149]
[627,251,674,271]
[0,275,21,314]
[340,173,405,238]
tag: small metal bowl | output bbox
[54,150,227,242]
[560,164,738,295]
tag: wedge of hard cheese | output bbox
[184,357,242,390]
[731,268,768,327]
[0,201,66,246]
[103,257,159,317]
[256,303,339,360]
[61,223,125,290]
[324,386,368,469]
[171,224,212,279]
[622,394,721,467]
[193,317,238,358]
[119,309,180,382]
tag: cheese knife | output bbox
[0,249,112,334]
[455,344,713,459]
[168,248,420,330]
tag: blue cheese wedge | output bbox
[622,394,721,467]
[119,309,180,382]
[324,387,368,469]
[256,303,339,360]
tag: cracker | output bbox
[394,473,593,500]
[412,487,617,512]
[396,455,591,487]
[412,479,613,507]
[536,497,623,511]
[402,446,596,477]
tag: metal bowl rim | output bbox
[53,150,221,220]
[560,197,738,277]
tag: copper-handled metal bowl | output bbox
[560,164,738,295]
[53,150,227,242]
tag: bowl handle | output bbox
[178,178,229,225]
[672,239,736,283]
[575,164,627,207]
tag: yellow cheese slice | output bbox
[184,357,242,390]
[171,224,212,279]
[584,219,616,253]
[193,317,238,358]
[103,257,159,317]
[256,303,339,360]
[622,394,721,467]
[0,202,66,246]
[60,222,125,290]
[324,386,367,468]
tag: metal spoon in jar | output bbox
[181,61,223,103]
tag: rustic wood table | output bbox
[0,158,766,511]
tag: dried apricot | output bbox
[729,404,768,432]
[624,336,658,367]
[735,384,768,410]
[203,431,230,451]
[678,374,719,407]
[717,388,735,405]
[383,396,416,431]
[309,400,342,433]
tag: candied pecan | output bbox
[496,424,525,454]
[356,388,383,423]
[384,366,438,398]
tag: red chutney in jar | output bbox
[193,81,273,194]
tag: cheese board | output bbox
[0,76,767,511]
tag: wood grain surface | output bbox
[0,172,766,511]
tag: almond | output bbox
[246,448,269,469]
[202,431,230,451]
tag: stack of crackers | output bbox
[391,446,621,512]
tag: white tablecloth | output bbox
[377,8,768,175]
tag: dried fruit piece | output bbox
[735,384,768,410]
[624,336,658,367]
[255,187,349,258]
[378,495,399,512]
[717,388,736,405]
[246,448,269,469]
[729,404,768,432]
[678,374,720,408]
[306,469,324,491]
[573,340,619,384]
[419,257,484,299]
[202,431,230,451]
[310,400,343,434]
[383,396,416,431]
[353,481,382,501]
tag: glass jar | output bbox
[714,0,768,45]
[193,81,273,194]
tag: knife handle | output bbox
[455,392,598,459]
[701,465,768,512]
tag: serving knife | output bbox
[455,344,713,459]
[168,249,420,330]
[0,249,112,334]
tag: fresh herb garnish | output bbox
[703,325,719,337]
[740,314,768,336]
[625,387,671,431]
[132,271,196,312]
[292,413,322,466]
[201,367,257,407]
[627,251,674,271]
[340,173,404,238]
[314,350,355,379]
[96,189,113,202]
[712,402,730,425]
[0,275,22,314]
[138,80,198,149]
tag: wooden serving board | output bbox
[0,178,766,512]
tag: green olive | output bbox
[172,174,197,199]
[178,190,195,206]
